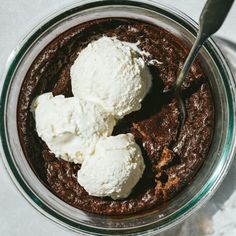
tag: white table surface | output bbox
[1,1,236,235]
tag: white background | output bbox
[1,0,236,235]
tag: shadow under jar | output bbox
[1,0,236,235]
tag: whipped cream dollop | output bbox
[71,36,152,118]
[77,133,145,200]
[31,93,116,164]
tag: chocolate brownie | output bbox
[17,18,214,215]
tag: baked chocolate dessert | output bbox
[17,18,214,215]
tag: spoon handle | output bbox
[175,35,204,88]
[175,0,234,89]
[199,0,234,37]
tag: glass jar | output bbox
[0,0,236,235]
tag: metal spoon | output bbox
[172,0,234,130]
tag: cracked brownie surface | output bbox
[17,18,214,215]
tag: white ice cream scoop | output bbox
[70,36,152,118]
[77,133,145,200]
[31,92,116,164]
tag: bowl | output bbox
[1,0,236,235]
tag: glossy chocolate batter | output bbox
[17,18,214,215]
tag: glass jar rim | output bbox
[1,0,236,235]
